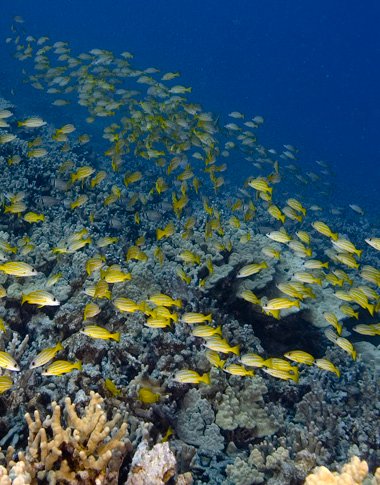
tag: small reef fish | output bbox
[0,376,13,394]
[0,262,37,277]
[104,378,122,397]
[174,369,210,384]
[30,342,64,369]
[22,290,60,307]
[81,325,120,342]
[0,351,20,371]
[42,360,82,376]
[237,261,268,278]
[182,312,212,324]
[314,358,340,377]
[223,364,254,376]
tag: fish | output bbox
[203,335,240,355]
[0,261,38,277]
[339,305,359,319]
[18,117,47,128]
[0,376,13,394]
[182,312,212,324]
[114,297,142,313]
[314,358,340,377]
[323,312,343,335]
[42,360,82,376]
[262,298,300,311]
[105,378,122,397]
[46,272,62,287]
[22,290,60,307]
[157,222,175,240]
[365,237,380,251]
[81,324,120,342]
[240,353,265,368]
[23,212,45,223]
[223,364,254,376]
[204,349,226,369]
[248,177,272,195]
[311,221,338,241]
[174,369,210,384]
[83,302,101,320]
[138,387,161,403]
[30,342,64,369]
[191,325,222,338]
[332,238,362,257]
[262,367,299,383]
[148,293,182,308]
[101,265,131,283]
[0,351,20,371]
[178,250,201,265]
[335,337,357,360]
[353,324,380,336]
[237,261,268,278]
[238,289,261,305]
[284,350,315,365]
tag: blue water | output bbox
[1,0,380,215]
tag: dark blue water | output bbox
[1,0,380,215]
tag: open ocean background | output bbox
[1,0,379,218]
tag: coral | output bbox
[215,377,278,437]
[176,388,224,452]
[126,441,182,485]
[0,391,131,484]
[304,456,379,485]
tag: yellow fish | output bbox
[182,312,212,324]
[71,166,95,183]
[42,360,82,376]
[80,325,120,342]
[156,222,175,241]
[22,290,60,307]
[240,353,265,368]
[174,369,210,384]
[23,212,45,223]
[83,302,101,320]
[191,325,221,338]
[223,364,254,376]
[314,358,340,377]
[104,378,122,397]
[0,351,20,371]
[237,261,268,278]
[30,342,64,369]
[0,261,38,277]
[0,376,13,394]
[148,293,182,308]
[284,350,314,365]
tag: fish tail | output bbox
[21,294,27,305]
[280,215,286,224]
[351,350,357,361]
[112,332,121,342]
[331,232,339,241]
[231,345,240,356]
[174,299,182,308]
[356,249,363,258]
[201,372,210,385]
[335,368,341,378]
[156,229,164,240]
[366,303,375,317]
[205,314,212,322]
[215,325,222,335]
[75,360,82,371]
[17,121,23,127]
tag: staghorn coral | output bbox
[304,455,380,485]
[0,391,131,484]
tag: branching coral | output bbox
[0,391,131,484]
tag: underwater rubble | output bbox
[0,18,378,485]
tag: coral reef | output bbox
[0,391,131,484]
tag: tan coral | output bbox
[2,391,131,484]
[305,456,379,485]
